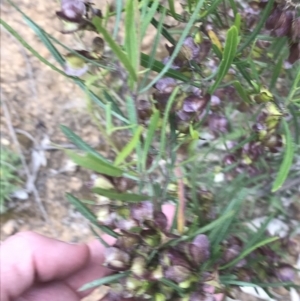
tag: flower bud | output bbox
[137,99,153,122]
[253,88,274,103]
[97,206,115,227]
[56,0,86,22]
[114,234,140,252]
[290,17,300,42]
[154,77,177,94]
[92,37,104,54]
[275,264,296,282]
[141,229,161,247]
[150,265,164,280]
[288,42,300,64]
[189,234,210,266]
[266,8,293,37]
[131,201,153,224]
[64,53,88,76]
[125,276,142,291]
[131,256,147,278]
[208,114,228,134]
[164,265,191,283]
[155,293,167,301]
[182,95,208,113]
[104,247,130,271]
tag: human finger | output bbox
[0,231,89,301]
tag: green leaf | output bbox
[66,193,119,238]
[92,17,137,82]
[167,0,176,19]
[209,25,239,94]
[66,150,123,177]
[125,0,139,75]
[114,126,143,166]
[141,0,161,39]
[113,0,123,39]
[220,236,279,270]
[140,53,195,84]
[6,0,64,66]
[159,278,184,295]
[142,110,160,170]
[79,271,130,291]
[60,125,108,162]
[151,17,176,45]
[234,13,241,33]
[209,189,248,248]
[160,87,180,158]
[233,81,252,104]
[270,56,283,90]
[92,188,149,202]
[272,120,294,192]
[66,193,98,223]
[0,18,66,77]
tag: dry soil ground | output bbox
[0,1,299,301]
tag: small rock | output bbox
[2,219,17,236]
[69,177,83,191]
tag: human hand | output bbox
[0,205,224,301]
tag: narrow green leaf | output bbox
[220,236,279,270]
[201,0,222,17]
[114,126,143,166]
[66,193,98,223]
[0,19,66,76]
[113,0,123,39]
[209,189,248,248]
[79,271,130,291]
[92,17,137,82]
[210,25,239,94]
[163,211,234,249]
[238,0,275,53]
[159,278,184,295]
[286,65,300,105]
[221,280,300,289]
[234,13,241,33]
[90,226,110,247]
[151,17,176,45]
[246,214,275,249]
[139,8,166,90]
[66,150,123,177]
[140,53,194,84]
[125,0,139,75]
[167,0,176,18]
[141,0,160,38]
[92,188,149,202]
[142,110,160,170]
[228,0,238,17]
[272,120,294,192]
[140,0,206,93]
[6,0,65,66]
[270,57,283,90]
[160,87,180,158]
[66,193,119,238]
[60,125,108,162]
[233,81,252,104]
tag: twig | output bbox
[1,93,49,222]
[175,165,186,234]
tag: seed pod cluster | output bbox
[220,236,297,284]
[264,1,300,64]
[223,88,284,178]
[97,201,219,301]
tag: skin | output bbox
[0,205,223,301]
